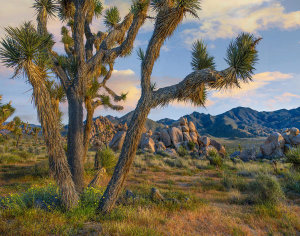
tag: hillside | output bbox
[157,107,300,138]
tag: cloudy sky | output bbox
[0,0,299,124]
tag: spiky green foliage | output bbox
[131,0,150,15]
[191,40,215,71]
[224,33,261,87]
[104,7,121,29]
[33,0,58,18]
[137,47,145,61]
[0,96,15,131]
[0,22,52,77]
[58,0,75,21]
[175,0,201,18]
[286,146,300,171]
[93,0,104,18]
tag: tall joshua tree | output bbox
[97,0,261,213]
[1,0,149,206]
[0,23,78,209]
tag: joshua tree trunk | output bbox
[16,135,22,148]
[67,89,85,193]
[28,63,79,209]
[97,96,151,213]
[83,97,94,163]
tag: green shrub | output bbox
[16,151,33,160]
[177,145,188,157]
[0,153,22,164]
[247,173,285,205]
[187,141,195,150]
[222,173,247,191]
[208,149,223,168]
[164,158,184,168]
[96,147,117,174]
[283,171,300,194]
[80,186,104,208]
[286,146,300,171]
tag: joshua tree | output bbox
[12,117,24,148]
[97,0,261,213]
[32,127,42,142]
[0,95,15,133]
[1,0,149,207]
[0,23,78,209]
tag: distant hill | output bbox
[105,111,165,131]
[157,107,300,138]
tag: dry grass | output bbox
[0,135,299,235]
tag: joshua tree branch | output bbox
[151,69,226,107]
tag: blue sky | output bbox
[0,0,299,124]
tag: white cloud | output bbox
[212,71,293,98]
[183,0,300,43]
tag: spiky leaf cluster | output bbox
[131,0,149,15]
[33,0,58,18]
[191,40,215,71]
[225,33,260,84]
[0,22,53,78]
[104,7,121,29]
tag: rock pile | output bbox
[109,117,226,157]
[260,127,300,159]
[90,117,126,149]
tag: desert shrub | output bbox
[27,146,34,153]
[208,149,223,168]
[222,173,247,191]
[80,186,104,208]
[286,146,300,171]
[164,157,187,168]
[96,147,117,174]
[0,184,60,211]
[283,171,300,194]
[16,150,33,160]
[177,145,188,157]
[246,173,285,205]
[0,153,22,164]
[0,145,5,153]
[33,161,49,177]
[187,141,195,150]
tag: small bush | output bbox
[247,173,285,205]
[283,171,300,194]
[208,149,223,168]
[0,145,5,153]
[80,186,104,208]
[177,145,188,157]
[286,146,300,171]
[96,147,117,174]
[187,141,195,150]
[16,151,33,160]
[222,173,247,191]
[0,153,22,164]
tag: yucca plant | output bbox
[286,146,300,171]
[0,95,15,133]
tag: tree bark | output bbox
[83,97,94,163]
[67,89,85,193]
[97,96,151,213]
[27,63,78,209]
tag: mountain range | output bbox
[105,107,300,138]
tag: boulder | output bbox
[151,188,164,201]
[260,132,285,158]
[240,148,256,162]
[290,127,300,137]
[109,131,126,151]
[291,134,300,146]
[183,132,192,142]
[189,132,198,143]
[165,148,177,156]
[198,136,210,147]
[160,129,172,147]
[188,121,196,132]
[179,117,188,126]
[200,145,218,157]
[155,141,166,152]
[140,136,155,153]
[168,127,183,146]
[181,125,189,132]
[210,139,226,157]
[282,133,291,144]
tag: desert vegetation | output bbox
[0,0,299,235]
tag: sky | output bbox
[0,0,299,124]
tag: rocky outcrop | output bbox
[260,128,300,159]
[109,124,128,151]
[240,147,257,162]
[109,117,227,157]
